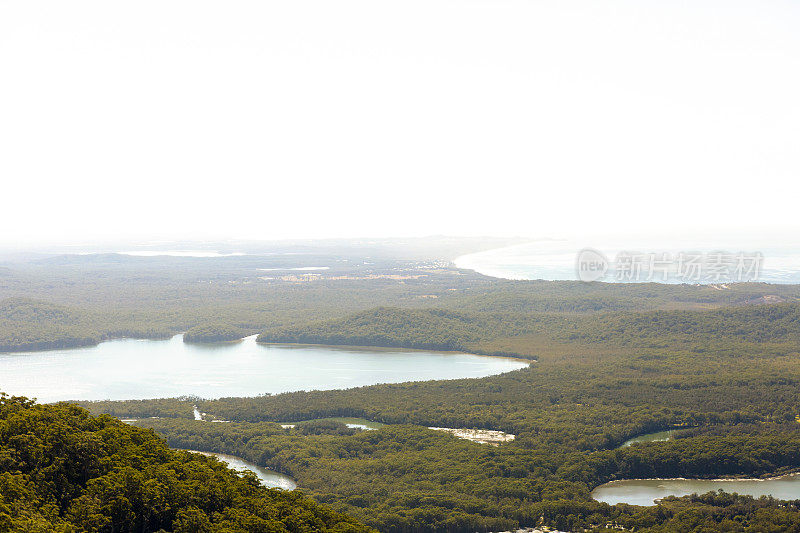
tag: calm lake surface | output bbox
[183,450,296,490]
[0,335,527,403]
[592,475,800,506]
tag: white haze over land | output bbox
[1,1,799,247]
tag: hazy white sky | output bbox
[1,0,798,246]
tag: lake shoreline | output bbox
[3,333,533,364]
[257,341,534,364]
[176,448,297,490]
[599,469,800,485]
[3,334,528,403]
[592,470,800,506]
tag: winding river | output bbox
[182,450,296,490]
[0,334,527,403]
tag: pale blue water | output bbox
[592,475,800,506]
[455,237,800,283]
[0,335,528,403]
[182,450,296,490]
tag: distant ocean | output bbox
[454,237,800,284]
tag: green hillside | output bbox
[0,393,370,533]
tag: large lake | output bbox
[0,334,528,403]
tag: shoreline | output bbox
[452,241,546,280]
[597,469,800,486]
[176,448,297,490]
[256,340,535,364]
[2,333,533,364]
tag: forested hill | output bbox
[257,302,800,358]
[0,298,173,352]
[569,301,800,345]
[0,298,101,351]
[183,322,247,343]
[257,306,546,357]
[0,393,370,532]
[2,251,799,353]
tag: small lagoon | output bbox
[592,475,800,506]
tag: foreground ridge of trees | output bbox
[0,393,370,533]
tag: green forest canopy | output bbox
[6,254,800,531]
[83,299,800,532]
[0,393,370,533]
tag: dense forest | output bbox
[128,418,800,532]
[183,323,247,343]
[0,298,174,352]
[259,306,544,357]
[0,393,369,532]
[0,298,102,352]
[7,250,800,531]
[1,250,798,352]
[259,301,800,358]
[84,299,800,531]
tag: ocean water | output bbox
[455,236,800,283]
